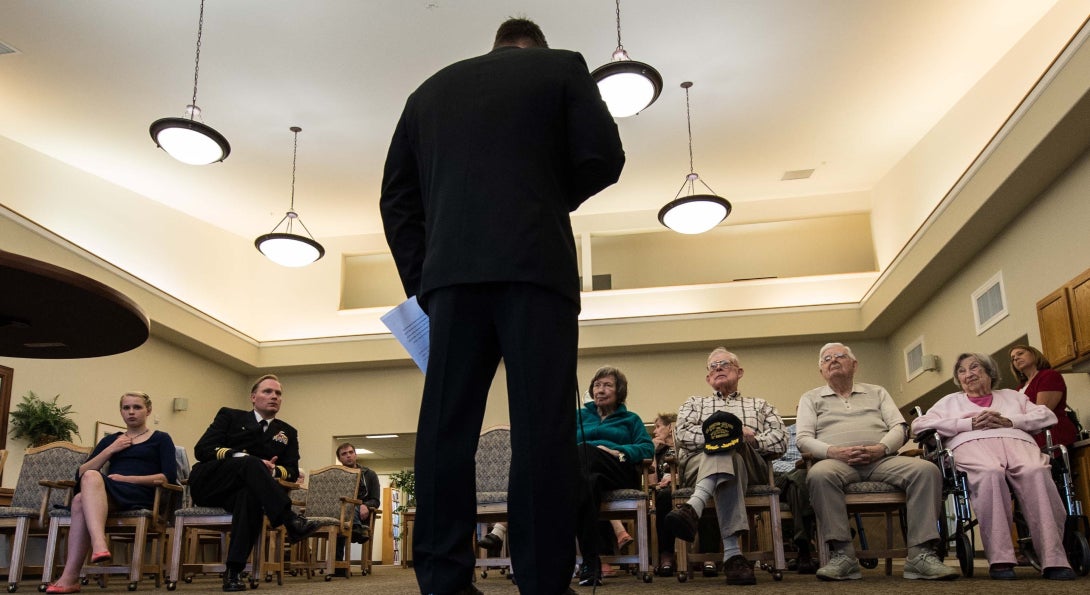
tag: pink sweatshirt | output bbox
[911,388,1056,451]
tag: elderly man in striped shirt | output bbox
[666,347,787,585]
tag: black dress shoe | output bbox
[284,514,320,543]
[479,529,503,553]
[665,503,700,542]
[222,569,247,592]
[796,556,818,574]
[724,554,756,586]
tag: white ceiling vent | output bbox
[0,40,19,56]
[781,169,814,181]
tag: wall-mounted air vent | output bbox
[972,271,1008,335]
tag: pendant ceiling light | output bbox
[149,0,230,165]
[255,127,325,267]
[658,82,732,235]
[591,0,662,118]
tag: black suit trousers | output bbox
[412,283,580,595]
[575,445,641,564]
[189,456,293,566]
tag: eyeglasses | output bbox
[591,381,615,390]
[820,352,851,364]
[707,360,738,372]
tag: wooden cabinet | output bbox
[1037,268,1090,369]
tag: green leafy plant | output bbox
[389,468,416,526]
[9,391,81,447]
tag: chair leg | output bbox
[41,520,64,587]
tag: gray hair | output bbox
[818,342,857,365]
[953,352,1001,389]
[707,346,738,365]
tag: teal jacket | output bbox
[576,402,655,463]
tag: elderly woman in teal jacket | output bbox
[574,365,655,586]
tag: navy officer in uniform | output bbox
[188,374,319,592]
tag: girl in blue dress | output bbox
[46,392,177,594]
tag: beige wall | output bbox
[884,147,1090,421]
[1,336,247,488]
[5,150,1089,486]
[275,339,893,475]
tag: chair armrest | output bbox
[37,480,77,524]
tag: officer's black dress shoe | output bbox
[222,569,247,592]
[284,514,320,543]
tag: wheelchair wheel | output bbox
[955,532,974,578]
[1066,530,1090,576]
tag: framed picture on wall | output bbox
[95,421,125,444]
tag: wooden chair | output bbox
[165,454,294,590]
[350,507,380,576]
[804,453,909,576]
[39,464,183,591]
[474,425,512,579]
[671,462,786,582]
[597,459,657,582]
[292,465,361,580]
[0,441,91,593]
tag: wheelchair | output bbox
[1015,431,1090,575]
[913,425,978,577]
[913,410,1090,577]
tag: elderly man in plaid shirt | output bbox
[666,347,787,585]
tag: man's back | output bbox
[381,46,623,304]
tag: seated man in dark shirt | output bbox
[333,442,381,576]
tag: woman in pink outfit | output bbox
[912,352,1074,581]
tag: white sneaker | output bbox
[903,551,958,580]
[816,552,862,581]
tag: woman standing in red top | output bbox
[1010,344,1078,447]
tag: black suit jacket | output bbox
[380,46,624,308]
[193,407,301,482]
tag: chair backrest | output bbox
[10,441,92,510]
[305,465,361,519]
[175,446,192,508]
[475,425,511,494]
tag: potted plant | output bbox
[389,468,416,513]
[8,391,81,447]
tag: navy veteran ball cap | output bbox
[702,410,743,454]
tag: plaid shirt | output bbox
[676,391,787,468]
[771,424,800,474]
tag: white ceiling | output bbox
[1,0,1086,348]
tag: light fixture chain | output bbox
[614,0,623,50]
[190,0,205,111]
[290,128,299,211]
[685,85,694,174]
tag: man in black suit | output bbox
[188,374,319,592]
[380,17,624,595]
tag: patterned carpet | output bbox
[140,562,1089,594]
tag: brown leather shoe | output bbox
[665,503,700,542]
[724,554,756,586]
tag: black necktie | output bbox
[259,419,268,433]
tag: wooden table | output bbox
[0,250,149,358]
